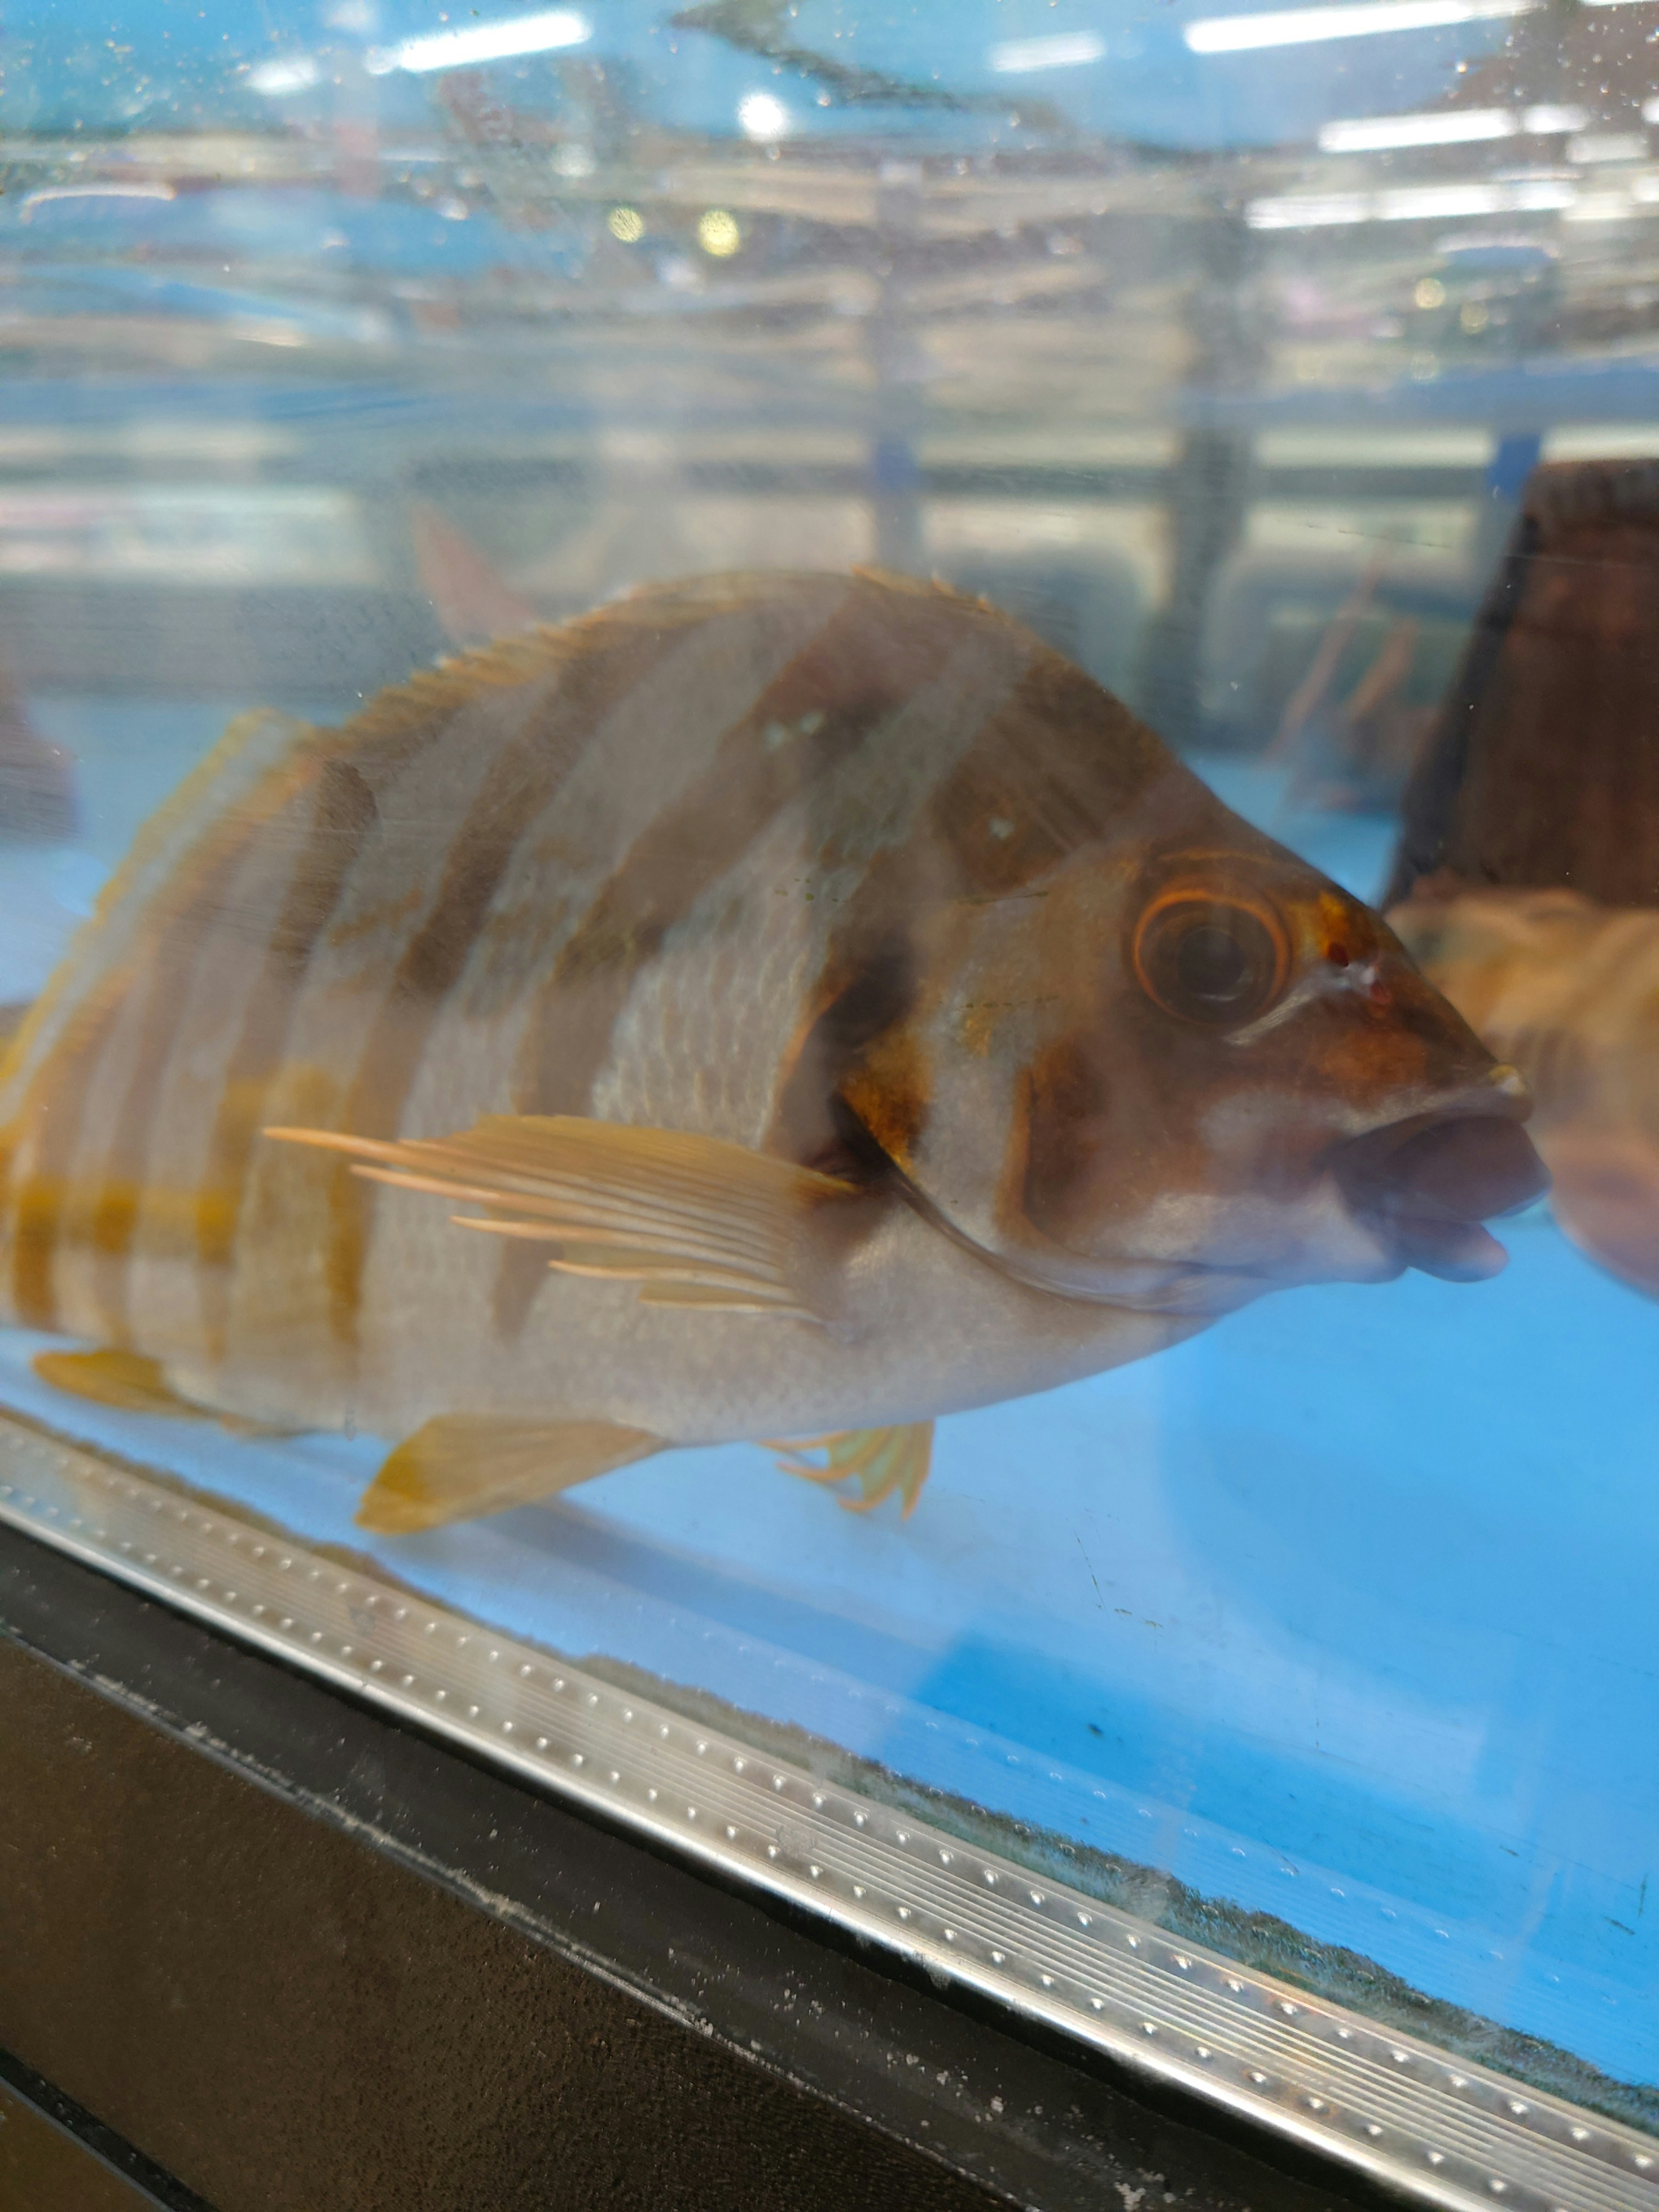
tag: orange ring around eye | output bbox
[1131,884,1292,1027]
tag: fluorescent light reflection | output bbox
[1186,0,1532,52]
[1249,176,1577,225]
[1319,102,1589,150]
[1568,132,1649,163]
[367,9,590,74]
[1526,105,1590,132]
[20,184,177,219]
[988,31,1107,70]
[1320,107,1512,149]
[248,54,322,95]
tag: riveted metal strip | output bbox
[0,1412,1653,2212]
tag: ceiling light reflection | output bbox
[738,91,790,140]
[1525,105,1589,132]
[1320,107,1514,149]
[248,55,322,95]
[1319,102,1589,150]
[367,9,590,75]
[988,32,1107,70]
[1249,176,1576,225]
[1568,132,1649,163]
[1187,0,1532,53]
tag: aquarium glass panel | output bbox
[2,2,1656,2195]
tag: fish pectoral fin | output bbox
[264,1114,858,1322]
[770,1423,934,1519]
[357,1414,664,1535]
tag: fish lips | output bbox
[1333,1111,1551,1283]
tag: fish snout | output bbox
[1333,1077,1550,1283]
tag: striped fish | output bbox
[0,569,1544,1534]
[1393,885,1659,1300]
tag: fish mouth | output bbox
[842,1075,1550,1305]
[1330,1098,1551,1284]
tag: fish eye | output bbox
[1132,887,1290,1028]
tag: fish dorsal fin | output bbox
[264,1114,858,1320]
[335,570,784,752]
[359,1414,662,1532]
[340,627,579,745]
[337,568,858,750]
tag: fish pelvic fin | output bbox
[770,1422,934,1519]
[31,1347,292,1437]
[359,1414,663,1534]
[34,1347,203,1419]
[263,1114,858,1322]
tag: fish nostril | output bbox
[1487,1062,1532,1110]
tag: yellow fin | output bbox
[33,1347,210,1420]
[264,1115,857,1321]
[771,1423,934,1519]
[32,1347,293,1437]
[359,1413,663,1534]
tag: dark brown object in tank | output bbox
[1384,460,1659,910]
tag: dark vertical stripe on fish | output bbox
[326,626,688,1354]
[84,811,285,1347]
[492,580,965,1338]
[926,648,1172,894]
[197,756,379,1355]
[770,639,1158,1165]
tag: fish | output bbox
[1391,885,1659,1299]
[0,569,1545,1536]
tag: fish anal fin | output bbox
[265,1114,856,1322]
[771,1422,934,1519]
[358,1414,663,1535]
